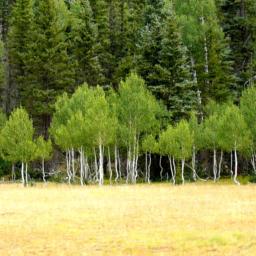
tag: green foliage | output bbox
[35,136,52,161]
[240,86,256,149]
[159,120,193,160]
[51,84,116,151]
[0,40,4,97]
[7,0,34,107]
[174,0,236,104]
[70,0,103,86]
[0,107,36,163]
[25,0,75,125]
[219,105,252,154]
[142,134,158,153]
[117,73,163,148]
[138,3,196,119]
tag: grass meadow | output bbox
[0,182,256,255]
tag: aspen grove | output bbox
[0,73,255,186]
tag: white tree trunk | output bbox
[230,151,233,178]
[181,159,185,185]
[21,162,25,186]
[71,148,75,181]
[79,147,84,186]
[108,147,112,184]
[25,163,28,187]
[173,158,177,183]
[168,156,175,185]
[42,158,46,183]
[66,151,72,184]
[12,164,15,181]
[234,146,240,185]
[114,145,119,182]
[98,143,104,186]
[192,146,197,181]
[217,150,223,180]
[251,153,256,174]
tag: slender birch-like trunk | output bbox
[230,151,233,178]
[79,147,84,186]
[217,150,223,180]
[126,147,131,184]
[71,148,75,181]
[42,158,46,183]
[181,159,185,185]
[108,147,112,184]
[192,146,197,181]
[159,156,164,181]
[251,153,256,174]
[147,152,151,184]
[234,145,240,185]
[66,151,71,184]
[21,162,25,186]
[168,156,175,185]
[98,143,104,186]
[114,145,119,182]
[213,148,217,182]
[173,158,177,181]
[25,163,28,187]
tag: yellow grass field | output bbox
[0,183,256,256]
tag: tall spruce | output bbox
[70,0,103,86]
[217,0,256,94]
[26,0,75,134]
[7,0,33,110]
[138,3,196,119]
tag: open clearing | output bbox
[0,183,256,255]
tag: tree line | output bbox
[0,73,256,186]
[0,0,256,185]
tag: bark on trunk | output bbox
[234,146,240,185]
[217,151,223,180]
[159,156,164,181]
[181,159,185,185]
[42,158,46,183]
[98,143,104,186]
[21,162,25,186]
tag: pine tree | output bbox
[138,4,196,119]
[7,0,33,108]
[217,0,256,94]
[26,0,75,134]
[70,0,103,86]
[174,0,236,105]
[0,40,4,104]
[89,0,110,85]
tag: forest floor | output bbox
[0,182,256,255]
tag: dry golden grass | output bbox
[0,183,256,255]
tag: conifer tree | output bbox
[70,0,103,86]
[26,0,75,134]
[174,0,236,105]
[217,0,256,93]
[7,0,33,112]
[138,3,196,119]
[0,40,4,104]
